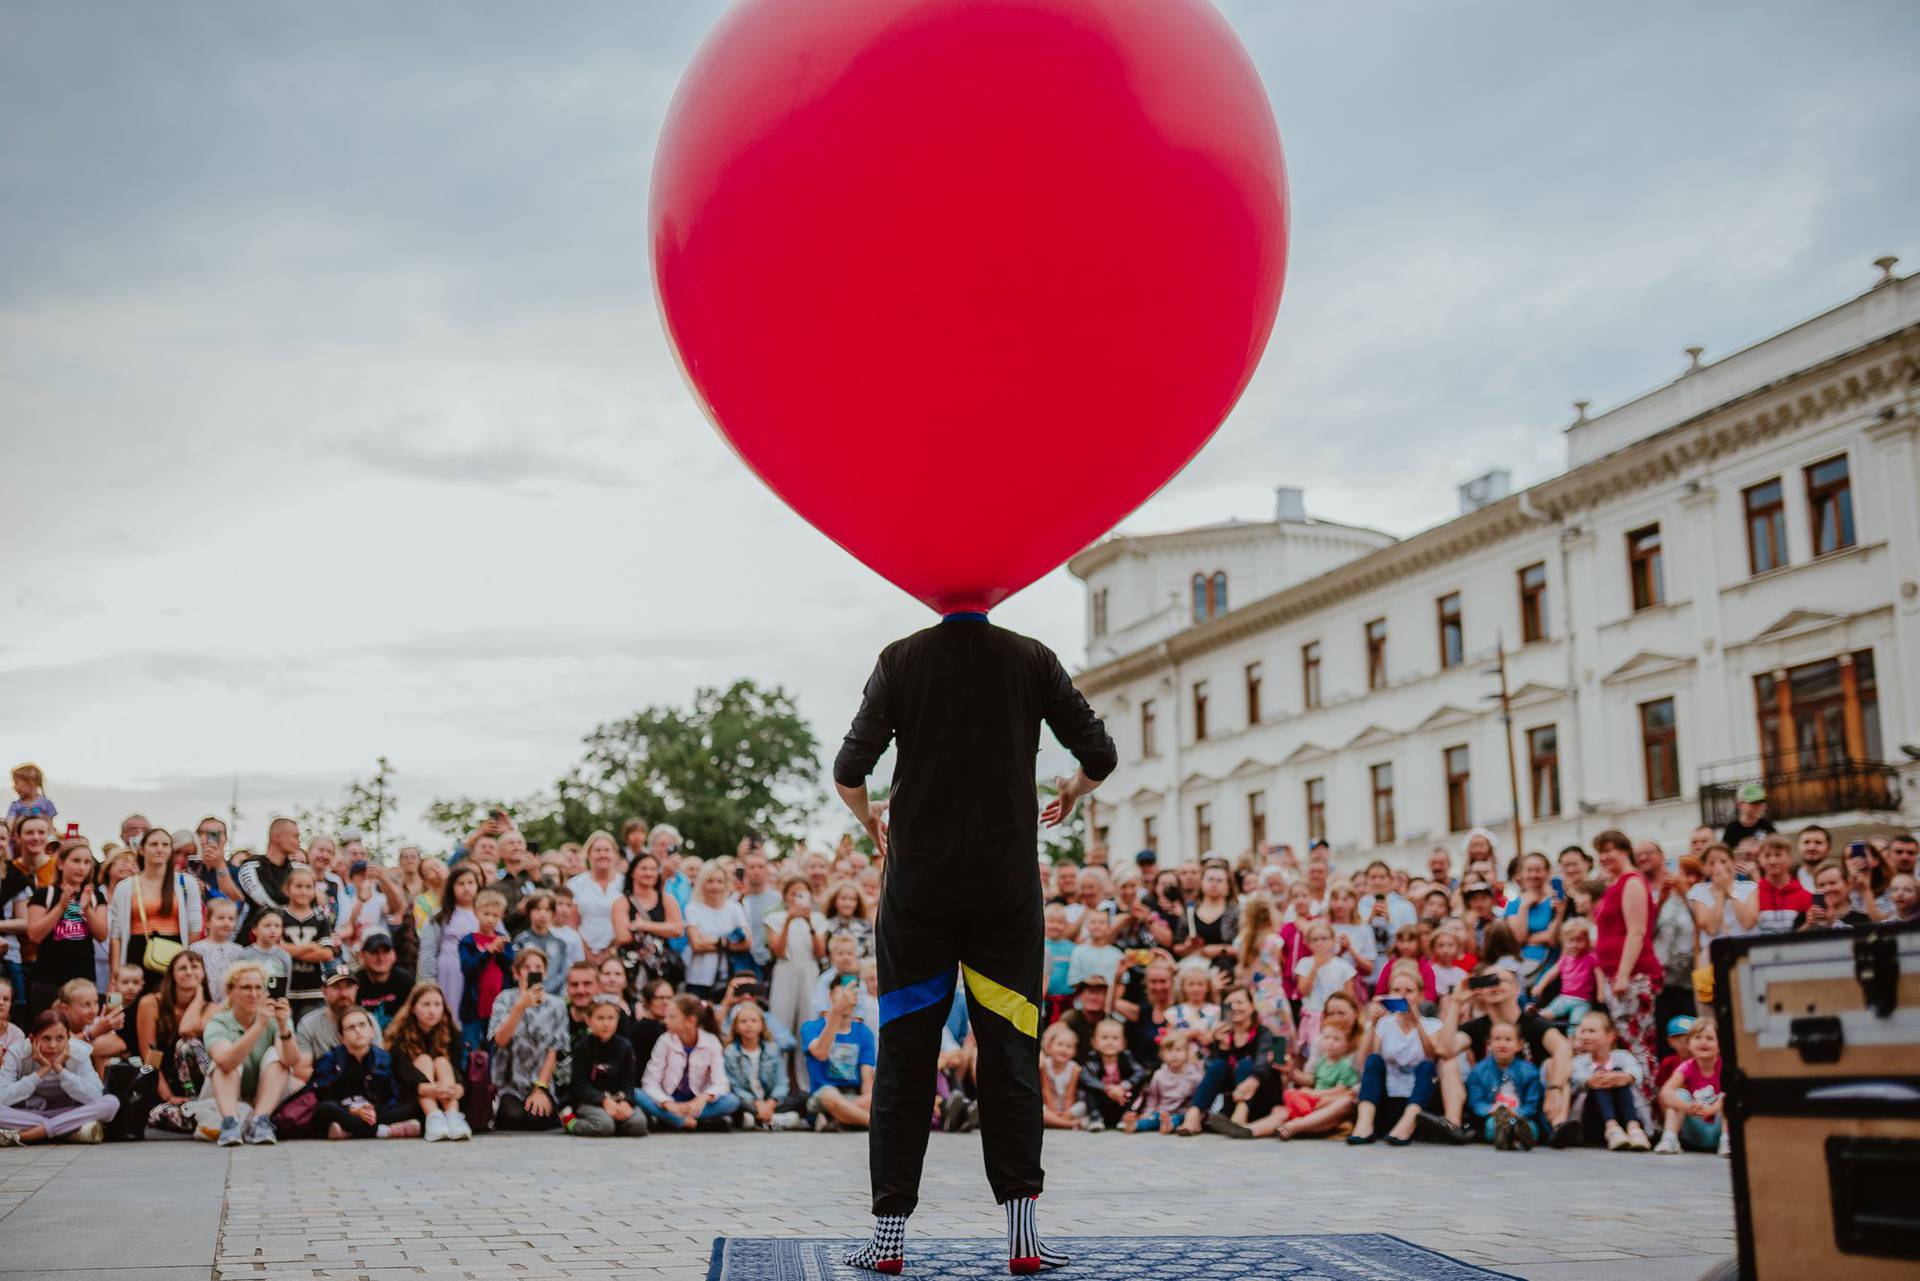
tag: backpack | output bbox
[462,1046,496,1134]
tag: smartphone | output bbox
[1467,973,1503,991]
[107,992,123,1010]
[1380,997,1410,1013]
[266,973,288,1002]
[522,971,540,992]
[727,927,748,944]
[1847,840,1870,867]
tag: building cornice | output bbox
[1077,323,1920,698]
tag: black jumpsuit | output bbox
[834,614,1117,1218]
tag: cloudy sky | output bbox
[4,1,1916,849]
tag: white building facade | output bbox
[1071,264,1920,872]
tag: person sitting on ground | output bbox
[1123,1029,1202,1134]
[1569,1008,1649,1151]
[190,899,244,1002]
[1434,964,1575,1146]
[1348,966,1444,1146]
[203,960,304,1146]
[799,972,875,1132]
[639,992,739,1131]
[0,1010,117,1145]
[384,981,468,1142]
[1179,986,1284,1136]
[1165,964,1221,1039]
[1266,1022,1360,1139]
[1531,918,1600,1024]
[295,963,359,1063]
[1077,1017,1148,1132]
[490,949,568,1132]
[54,977,130,1073]
[724,999,806,1130]
[1655,1012,1727,1156]
[1038,1023,1085,1131]
[305,1007,420,1140]
[137,949,213,1134]
[1467,1021,1544,1150]
[562,995,649,1137]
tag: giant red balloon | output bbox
[652,0,1288,615]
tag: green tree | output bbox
[296,757,398,854]
[1035,779,1085,867]
[431,680,823,858]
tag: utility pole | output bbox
[372,756,392,858]
[229,774,242,842]
[1495,635,1527,859]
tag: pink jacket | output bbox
[642,1029,729,1104]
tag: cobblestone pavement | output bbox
[0,1130,1735,1281]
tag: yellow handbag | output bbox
[134,876,187,974]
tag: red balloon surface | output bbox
[652,0,1288,615]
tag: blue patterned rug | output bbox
[706,1234,1522,1280]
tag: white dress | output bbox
[766,910,825,1044]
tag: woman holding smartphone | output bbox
[682,864,750,1001]
[1347,966,1443,1145]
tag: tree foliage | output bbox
[294,757,398,854]
[426,681,823,858]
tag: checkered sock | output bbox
[843,1214,907,1273]
[1006,1196,1070,1273]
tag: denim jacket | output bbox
[723,1039,791,1103]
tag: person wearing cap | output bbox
[294,963,359,1063]
[353,932,414,1032]
[1056,974,1111,1061]
[1461,880,1500,954]
[1721,782,1775,849]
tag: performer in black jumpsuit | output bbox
[833,611,1116,1275]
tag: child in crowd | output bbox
[1467,1021,1544,1150]
[562,996,648,1137]
[1039,1023,1085,1130]
[1124,1029,1202,1134]
[1656,1013,1728,1156]
[1532,918,1599,1023]
[1570,1009,1649,1151]
[1429,927,1468,997]
[0,1010,115,1144]
[279,868,338,1024]
[1167,964,1221,1038]
[1753,835,1814,933]
[723,1000,805,1131]
[1066,911,1122,992]
[458,889,515,1056]
[0,976,20,1058]
[510,892,569,996]
[1274,1023,1360,1138]
[1292,922,1357,1049]
[237,910,294,996]
[192,900,244,1002]
[1371,924,1438,1001]
[1042,905,1076,1026]
[1077,1017,1147,1132]
[307,1007,420,1140]
[384,981,468,1142]
[7,764,55,823]
[1237,894,1293,1036]
[548,887,588,974]
[1655,1015,1695,1092]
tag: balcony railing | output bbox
[1697,755,1903,828]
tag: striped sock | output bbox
[844,1214,907,1273]
[1005,1196,1070,1273]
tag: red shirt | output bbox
[1595,871,1663,986]
[1755,879,1813,934]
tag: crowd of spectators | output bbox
[1,761,1912,1155]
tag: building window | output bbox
[1370,763,1396,845]
[1365,618,1388,690]
[1192,681,1210,742]
[1640,697,1680,801]
[1195,803,1213,856]
[1092,588,1109,639]
[1527,724,1561,819]
[1191,571,1229,623]
[1301,642,1322,709]
[1140,700,1157,757]
[1743,479,1787,575]
[1247,790,1267,850]
[1627,525,1665,611]
[1444,745,1471,832]
[1754,649,1882,770]
[1436,593,1463,670]
[1806,455,1855,557]
[1142,815,1158,852]
[1517,562,1547,643]
[1304,777,1326,844]
[1093,823,1109,851]
[1244,661,1264,726]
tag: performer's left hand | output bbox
[1041,776,1079,827]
